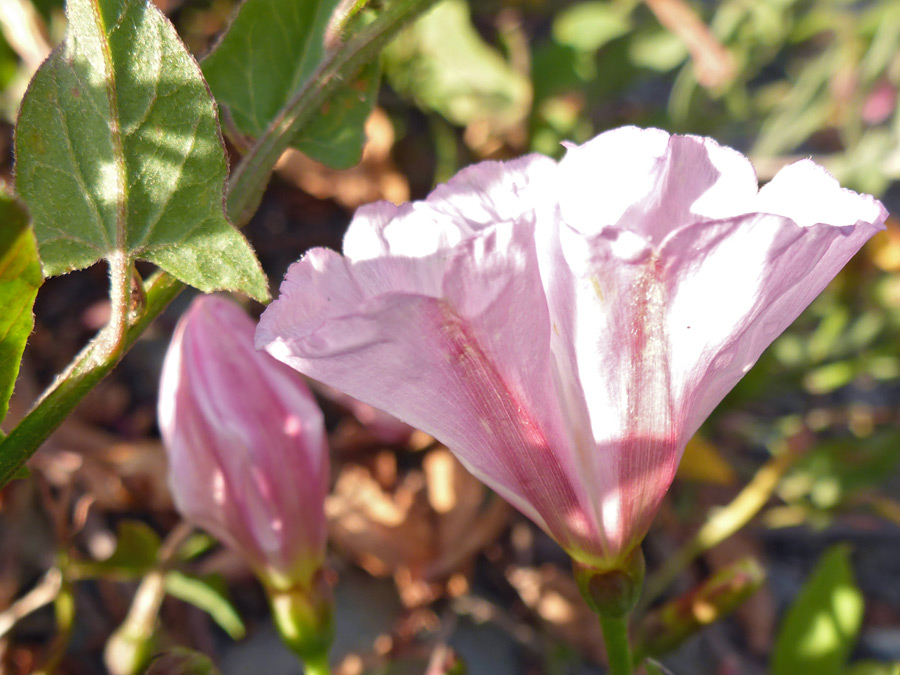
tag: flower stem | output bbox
[598,614,633,675]
[33,576,75,675]
[302,651,331,675]
[266,574,334,675]
[573,549,643,675]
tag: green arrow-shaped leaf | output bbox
[15,0,268,301]
[71,520,162,579]
[0,191,42,428]
[772,545,864,675]
[202,0,379,169]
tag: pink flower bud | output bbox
[256,127,887,569]
[159,295,329,589]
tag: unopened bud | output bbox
[637,557,765,658]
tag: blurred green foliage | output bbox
[383,0,530,138]
[772,545,863,675]
[144,647,222,675]
[479,0,900,198]
[848,662,900,675]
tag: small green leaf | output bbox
[164,570,246,640]
[176,531,218,562]
[629,29,688,72]
[382,0,530,133]
[293,61,380,169]
[552,1,632,53]
[77,520,161,578]
[0,191,42,427]
[202,0,379,169]
[772,545,864,675]
[15,0,268,301]
[804,361,857,395]
[145,647,222,675]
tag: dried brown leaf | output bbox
[506,563,606,663]
[327,449,510,606]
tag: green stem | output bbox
[573,551,642,675]
[267,576,334,674]
[102,524,193,674]
[324,0,371,49]
[598,614,633,675]
[225,0,440,227]
[302,651,331,675]
[0,271,182,484]
[0,0,439,488]
[103,570,166,675]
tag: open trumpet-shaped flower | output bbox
[159,295,329,589]
[257,127,886,570]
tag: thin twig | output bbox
[0,568,63,639]
[644,0,735,89]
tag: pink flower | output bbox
[256,127,886,568]
[159,295,329,589]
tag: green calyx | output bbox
[573,546,646,618]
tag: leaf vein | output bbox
[50,70,110,250]
[134,106,204,247]
[39,231,103,249]
[122,17,163,136]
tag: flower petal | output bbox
[260,218,610,560]
[663,207,885,441]
[758,159,888,228]
[557,127,759,242]
[536,216,681,557]
[343,154,555,263]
